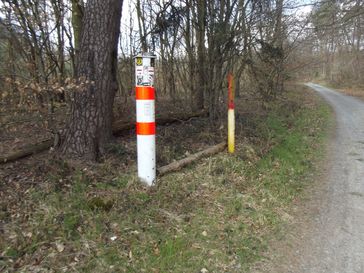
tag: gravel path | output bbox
[252,83,364,273]
[300,83,364,273]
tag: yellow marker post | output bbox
[228,74,235,153]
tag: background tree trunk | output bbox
[71,0,84,54]
[194,0,206,111]
[60,0,123,161]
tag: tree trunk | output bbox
[273,0,284,94]
[136,0,148,52]
[71,0,84,54]
[194,0,206,111]
[60,0,123,161]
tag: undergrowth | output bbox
[0,87,332,272]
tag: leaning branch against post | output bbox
[0,110,207,164]
[157,142,227,176]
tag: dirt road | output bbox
[253,83,364,273]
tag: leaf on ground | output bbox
[55,242,64,252]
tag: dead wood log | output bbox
[0,110,207,164]
[112,109,207,136]
[157,142,227,176]
[0,139,54,164]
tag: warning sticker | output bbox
[136,67,143,86]
[148,67,154,86]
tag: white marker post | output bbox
[135,53,156,185]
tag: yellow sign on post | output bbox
[228,74,235,154]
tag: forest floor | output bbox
[0,84,332,272]
[0,94,197,160]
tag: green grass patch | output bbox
[0,87,332,272]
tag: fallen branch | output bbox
[0,110,207,164]
[0,139,54,164]
[157,142,227,176]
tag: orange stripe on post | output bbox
[136,122,156,135]
[136,86,155,100]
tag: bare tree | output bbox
[60,0,123,160]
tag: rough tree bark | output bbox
[60,0,123,160]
